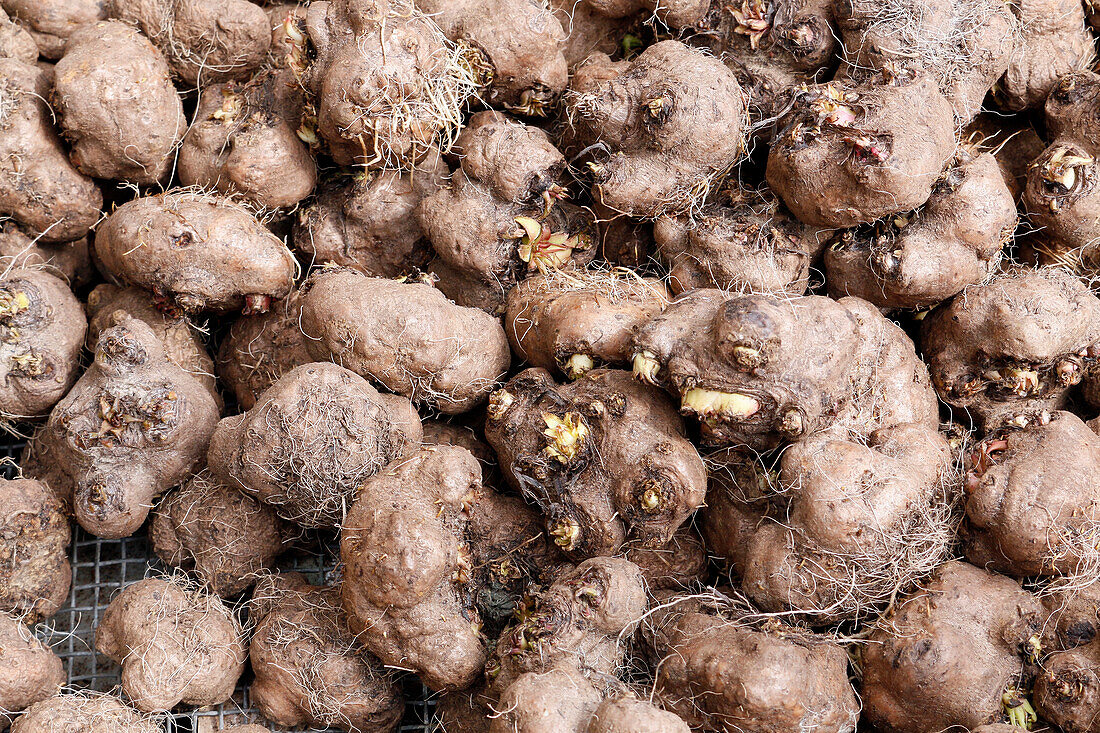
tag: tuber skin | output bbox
[207,361,422,529]
[215,291,311,411]
[0,478,71,622]
[1033,582,1100,733]
[0,612,64,730]
[964,410,1100,578]
[624,526,708,592]
[24,316,220,539]
[85,284,219,405]
[835,0,1017,122]
[825,148,1017,309]
[299,267,512,414]
[416,0,568,114]
[179,70,316,209]
[248,573,405,733]
[341,444,558,691]
[294,153,448,276]
[0,0,106,59]
[0,269,86,419]
[0,8,37,64]
[0,59,103,243]
[703,425,955,623]
[95,577,247,713]
[965,112,1046,201]
[766,73,956,228]
[484,368,707,557]
[151,470,292,597]
[94,191,298,315]
[998,0,1094,110]
[304,0,475,168]
[418,112,594,313]
[653,185,825,296]
[549,0,639,69]
[0,224,92,289]
[862,561,1046,733]
[108,0,271,85]
[487,557,647,694]
[52,20,185,185]
[11,692,158,733]
[566,42,747,218]
[1022,72,1100,271]
[920,267,1100,430]
[645,595,860,733]
[505,269,670,380]
[632,290,939,450]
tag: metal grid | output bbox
[1,439,439,732]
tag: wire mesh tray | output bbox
[3,440,439,732]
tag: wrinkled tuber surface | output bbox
[920,268,1100,429]
[416,0,567,114]
[861,561,1046,733]
[86,284,218,403]
[505,269,669,380]
[623,527,708,592]
[653,186,824,295]
[704,424,955,622]
[0,59,102,242]
[11,693,157,733]
[0,0,107,59]
[151,471,291,597]
[299,268,511,413]
[341,444,557,690]
[304,0,475,167]
[0,8,37,64]
[964,411,1100,578]
[1033,582,1100,733]
[53,20,185,184]
[24,316,220,539]
[633,290,939,449]
[294,154,448,276]
[766,74,956,228]
[998,0,1093,110]
[1022,73,1100,271]
[95,191,297,314]
[645,595,860,733]
[215,292,311,411]
[248,573,405,732]
[179,70,316,209]
[825,148,1016,309]
[485,368,707,557]
[836,0,1016,122]
[0,269,86,418]
[549,0,638,68]
[965,112,1046,200]
[108,0,271,85]
[0,612,64,729]
[487,557,646,692]
[95,577,246,712]
[0,224,92,288]
[208,361,421,528]
[566,42,747,218]
[0,478,70,621]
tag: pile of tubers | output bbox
[4,0,1100,731]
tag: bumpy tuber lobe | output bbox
[0,59,103,243]
[95,577,246,712]
[0,612,64,729]
[0,269,86,419]
[94,191,297,314]
[485,368,707,557]
[566,42,747,218]
[299,268,512,414]
[11,692,158,733]
[24,316,220,539]
[1,0,107,59]
[52,20,185,184]
[861,561,1046,733]
[633,290,939,449]
[0,478,71,621]
[207,361,422,528]
[248,573,405,733]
